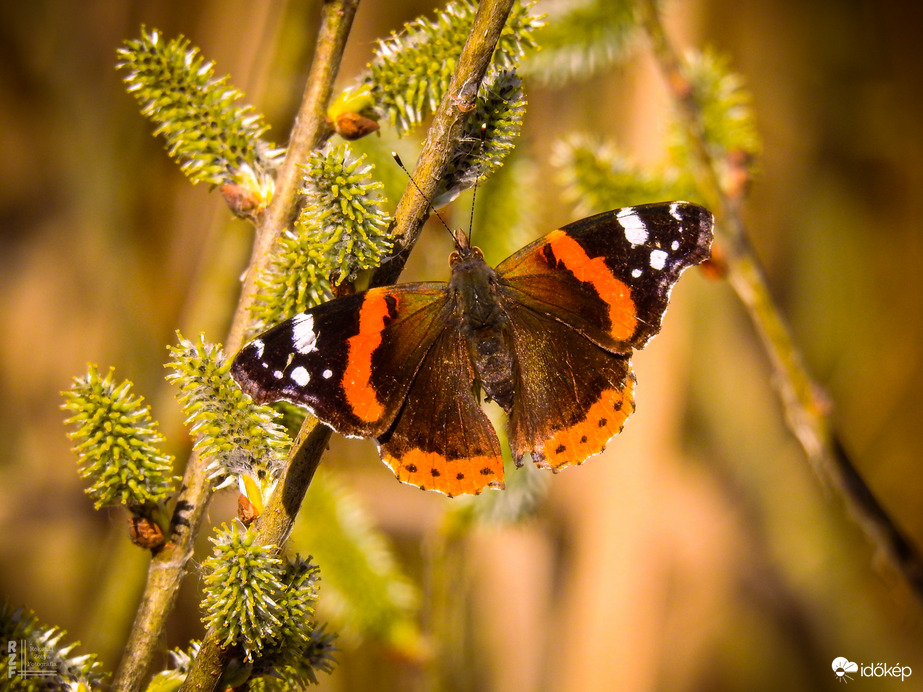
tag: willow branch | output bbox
[252,0,516,560]
[110,5,359,692]
[638,0,923,602]
[110,458,214,692]
[226,0,358,353]
[370,0,516,287]
[178,1,516,690]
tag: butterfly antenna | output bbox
[391,152,455,243]
[467,123,488,243]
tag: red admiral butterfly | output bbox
[232,202,713,497]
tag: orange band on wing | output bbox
[546,230,637,341]
[383,447,505,497]
[536,379,636,472]
[343,290,391,422]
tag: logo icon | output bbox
[833,657,859,683]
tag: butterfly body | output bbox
[448,234,517,411]
[232,202,714,497]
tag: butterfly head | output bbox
[449,228,484,267]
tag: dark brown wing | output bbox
[502,304,636,470]
[376,327,505,497]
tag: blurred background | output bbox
[1,1,922,690]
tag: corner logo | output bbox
[7,640,57,681]
[833,657,859,683]
[832,657,912,683]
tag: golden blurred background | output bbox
[1,1,921,690]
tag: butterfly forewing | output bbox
[496,202,713,351]
[232,284,449,437]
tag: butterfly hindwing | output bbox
[232,284,449,437]
[503,304,636,470]
[376,328,505,497]
[495,201,713,351]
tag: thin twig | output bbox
[369,0,515,289]
[178,1,517,690]
[638,0,923,603]
[226,0,357,353]
[110,5,359,692]
[172,1,360,687]
[110,454,214,692]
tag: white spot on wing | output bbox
[251,338,265,359]
[671,240,680,251]
[291,313,318,355]
[322,369,333,379]
[618,208,648,245]
[649,249,668,270]
[631,268,643,278]
[669,202,683,222]
[273,370,283,379]
[290,366,310,387]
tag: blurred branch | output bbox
[177,1,517,690]
[638,0,923,603]
[111,4,359,691]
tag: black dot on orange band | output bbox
[555,444,566,454]
[405,463,417,473]
[580,435,588,443]
[614,400,623,411]
[598,418,608,427]
[430,468,441,477]
[480,467,493,475]
[541,244,556,265]
[456,472,465,480]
